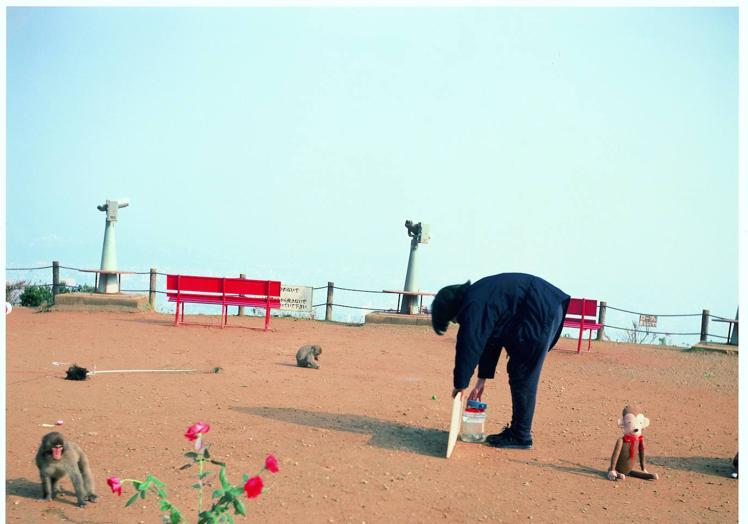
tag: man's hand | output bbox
[468,378,486,401]
[452,388,465,399]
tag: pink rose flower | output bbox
[265,454,279,473]
[244,476,264,499]
[107,477,122,496]
[184,422,211,441]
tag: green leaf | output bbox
[210,460,226,467]
[233,499,246,517]
[191,482,202,489]
[132,480,142,491]
[225,512,235,524]
[203,448,211,459]
[219,467,230,490]
[242,474,249,483]
[170,508,183,524]
[157,488,167,499]
[160,499,172,511]
[199,471,212,479]
[125,493,140,507]
[185,451,199,460]
[212,489,225,499]
[149,475,166,488]
[140,489,147,499]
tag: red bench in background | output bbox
[166,274,281,330]
[562,298,603,353]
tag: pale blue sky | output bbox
[5,7,740,340]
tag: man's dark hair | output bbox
[431,281,471,335]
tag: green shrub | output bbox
[18,283,76,307]
[20,284,53,307]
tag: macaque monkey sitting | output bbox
[35,432,97,506]
[296,344,322,369]
[608,405,658,481]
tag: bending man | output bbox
[432,273,570,449]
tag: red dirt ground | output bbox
[5,307,738,523]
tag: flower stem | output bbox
[197,451,204,515]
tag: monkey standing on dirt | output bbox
[296,344,322,369]
[35,432,97,506]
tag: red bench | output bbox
[562,298,603,353]
[166,274,281,330]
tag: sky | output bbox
[4,6,741,343]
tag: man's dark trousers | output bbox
[507,302,566,441]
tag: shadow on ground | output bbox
[649,456,735,478]
[510,459,608,480]
[118,316,269,331]
[235,406,447,457]
[6,477,78,505]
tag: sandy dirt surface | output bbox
[5,307,738,523]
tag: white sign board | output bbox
[639,314,657,328]
[280,285,313,312]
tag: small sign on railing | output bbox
[280,285,313,312]
[639,314,657,328]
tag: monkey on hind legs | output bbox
[35,432,97,506]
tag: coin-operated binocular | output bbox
[400,220,430,314]
[97,199,129,293]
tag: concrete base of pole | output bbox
[98,274,120,294]
[687,342,738,355]
[53,293,151,312]
[365,311,432,326]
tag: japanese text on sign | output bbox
[280,285,313,312]
[639,314,657,328]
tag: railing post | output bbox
[149,268,157,307]
[325,282,334,321]
[597,301,607,341]
[52,261,60,299]
[729,308,739,346]
[238,273,246,316]
[700,309,710,343]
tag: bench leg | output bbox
[576,329,583,354]
[174,302,180,326]
[587,329,593,352]
[181,302,185,323]
[264,307,270,331]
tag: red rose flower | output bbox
[107,476,122,496]
[184,422,211,441]
[265,454,279,473]
[244,476,264,499]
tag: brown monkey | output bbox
[607,405,658,481]
[35,432,97,506]
[296,344,322,369]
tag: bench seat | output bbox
[166,274,281,330]
[562,298,602,353]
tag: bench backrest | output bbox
[166,274,281,298]
[225,278,281,297]
[566,298,598,319]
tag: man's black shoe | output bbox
[485,426,533,449]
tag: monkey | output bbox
[607,405,658,481]
[35,432,97,506]
[296,344,322,369]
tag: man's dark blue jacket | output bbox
[453,273,570,389]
